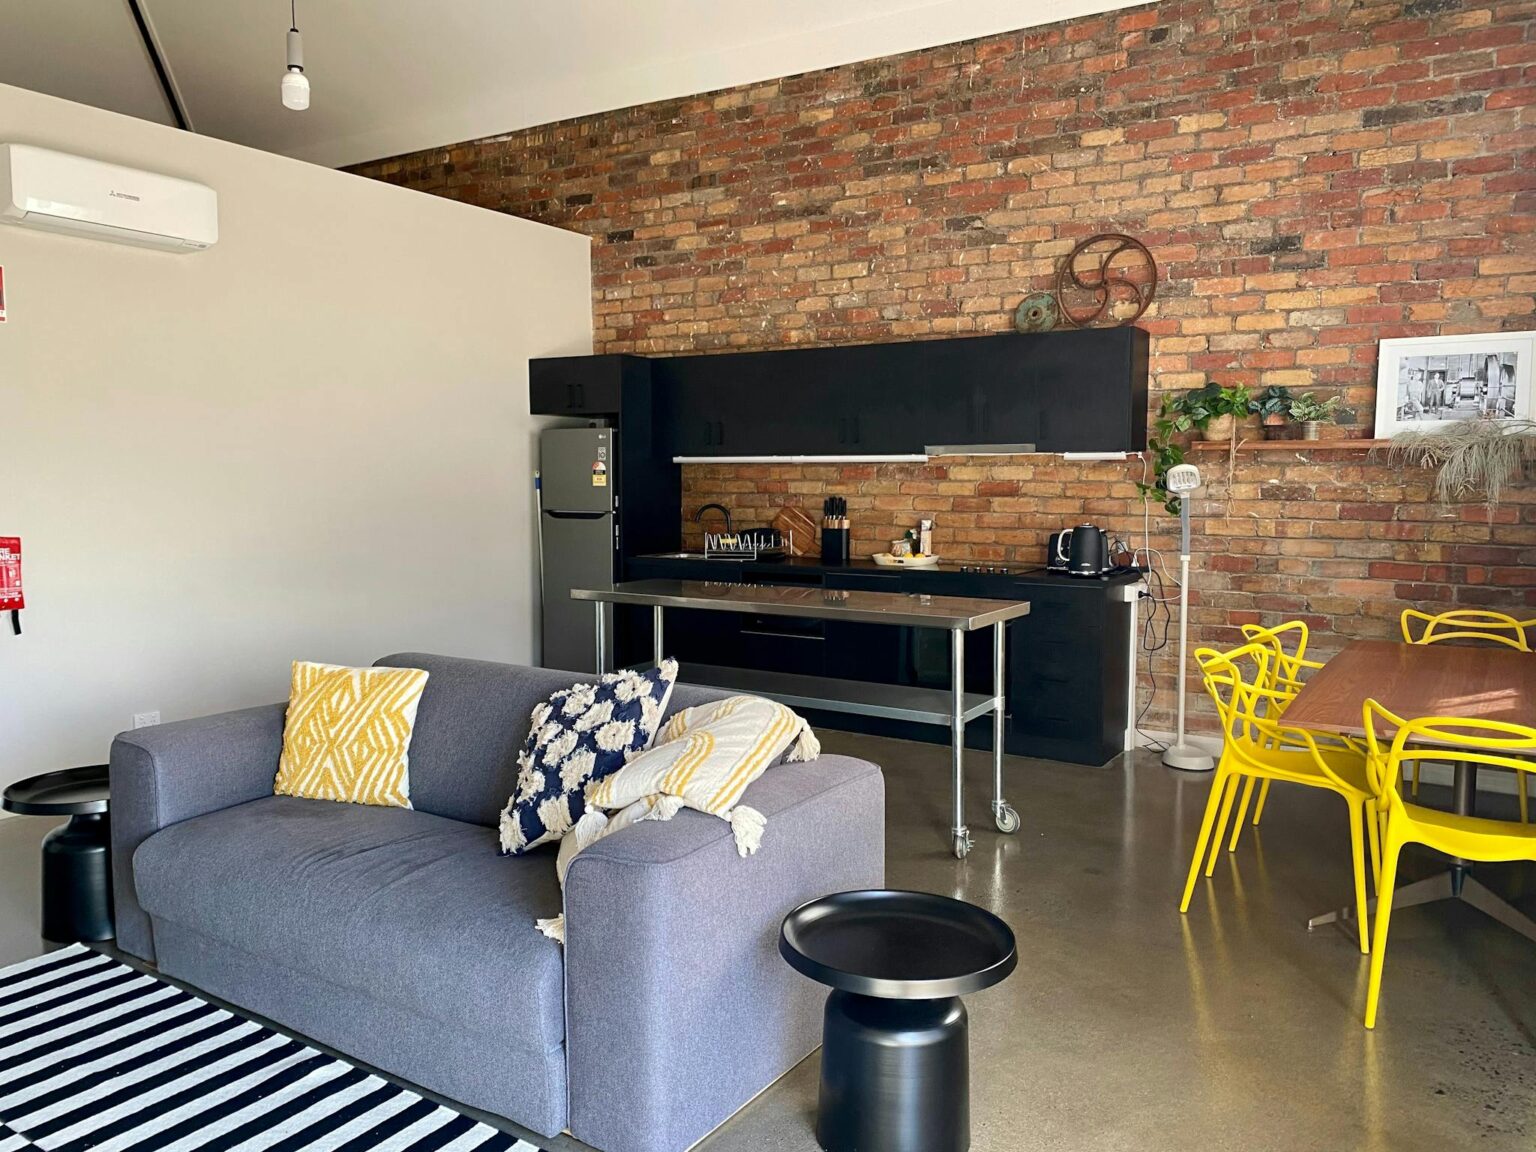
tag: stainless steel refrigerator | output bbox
[539,427,616,673]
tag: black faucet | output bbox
[694,503,732,532]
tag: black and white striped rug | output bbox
[0,946,541,1152]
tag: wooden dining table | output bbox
[1285,638,1536,943]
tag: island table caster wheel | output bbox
[952,828,973,859]
[993,803,1020,834]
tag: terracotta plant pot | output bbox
[1262,414,1289,440]
[1199,414,1236,441]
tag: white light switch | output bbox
[132,711,160,729]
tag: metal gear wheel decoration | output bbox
[1012,292,1060,333]
[1054,233,1157,328]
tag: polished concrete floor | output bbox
[3,735,1534,1151]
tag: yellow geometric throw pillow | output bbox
[274,661,429,809]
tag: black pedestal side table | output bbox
[2,764,113,943]
[780,889,1017,1152]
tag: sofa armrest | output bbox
[109,703,286,961]
[563,754,884,1152]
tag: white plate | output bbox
[871,553,940,568]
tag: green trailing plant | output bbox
[1141,405,1187,515]
[1288,392,1342,423]
[1382,418,1536,509]
[1139,383,1258,514]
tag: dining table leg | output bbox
[1309,760,1536,943]
[1450,761,1477,893]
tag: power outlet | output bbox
[132,711,160,729]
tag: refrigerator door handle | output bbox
[544,510,609,520]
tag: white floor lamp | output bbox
[1161,463,1215,772]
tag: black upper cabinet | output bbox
[1030,327,1149,452]
[529,354,649,416]
[544,329,1148,456]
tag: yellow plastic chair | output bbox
[1224,621,1330,849]
[1178,642,1379,953]
[1401,608,1533,821]
[1401,608,1535,650]
[1361,703,1536,1028]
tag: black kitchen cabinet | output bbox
[530,354,648,416]
[620,557,748,668]
[823,570,907,683]
[1032,327,1149,453]
[649,327,1147,458]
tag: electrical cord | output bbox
[1135,558,1174,752]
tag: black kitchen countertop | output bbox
[628,552,1145,588]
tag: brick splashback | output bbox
[352,0,1536,731]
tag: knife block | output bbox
[821,526,849,565]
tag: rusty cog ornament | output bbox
[1013,292,1060,333]
[1054,233,1157,328]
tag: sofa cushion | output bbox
[500,660,678,856]
[132,795,566,1056]
[372,653,731,827]
[274,661,429,809]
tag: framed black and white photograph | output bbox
[1375,331,1535,436]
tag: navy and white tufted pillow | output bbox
[498,659,678,856]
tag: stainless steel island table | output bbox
[571,579,1032,859]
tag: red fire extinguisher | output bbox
[0,537,23,635]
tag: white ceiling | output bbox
[2,0,1148,169]
[0,0,177,128]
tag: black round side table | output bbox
[780,889,1017,1152]
[2,765,113,944]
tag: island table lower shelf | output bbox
[572,579,1032,858]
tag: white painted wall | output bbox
[0,84,592,800]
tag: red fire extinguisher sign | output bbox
[0,538,22,611]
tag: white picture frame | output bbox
[1374,331,1536,437]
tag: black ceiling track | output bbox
[126,0,190,131]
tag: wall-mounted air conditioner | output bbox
[0,144,218,253]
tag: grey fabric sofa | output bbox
[109,653,885,1152]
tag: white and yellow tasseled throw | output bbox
[583,695,820,854]
[535,695,821,943]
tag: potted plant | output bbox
[1254,385,1294,439]
[1178,381,1258,442]
[1288,392,1341,440]
[1140,381,1256,513]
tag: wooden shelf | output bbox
[1188,438,1388,452]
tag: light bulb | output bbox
[281,67,309,110]
[281,22,308,111]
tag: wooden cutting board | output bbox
[772,507,819,556]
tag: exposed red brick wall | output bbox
[351,0,1536,730]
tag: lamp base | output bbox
[1162,744,1215,772]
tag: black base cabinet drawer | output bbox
[741,615,826,677]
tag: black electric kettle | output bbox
[1055,524,1110,577]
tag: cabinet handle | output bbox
[838,418,847,444]
[705,421,714,446]
[567,384,577,409]
[717,421,725,445]
[576,382,586,408]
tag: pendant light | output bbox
[281,0,309,111]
